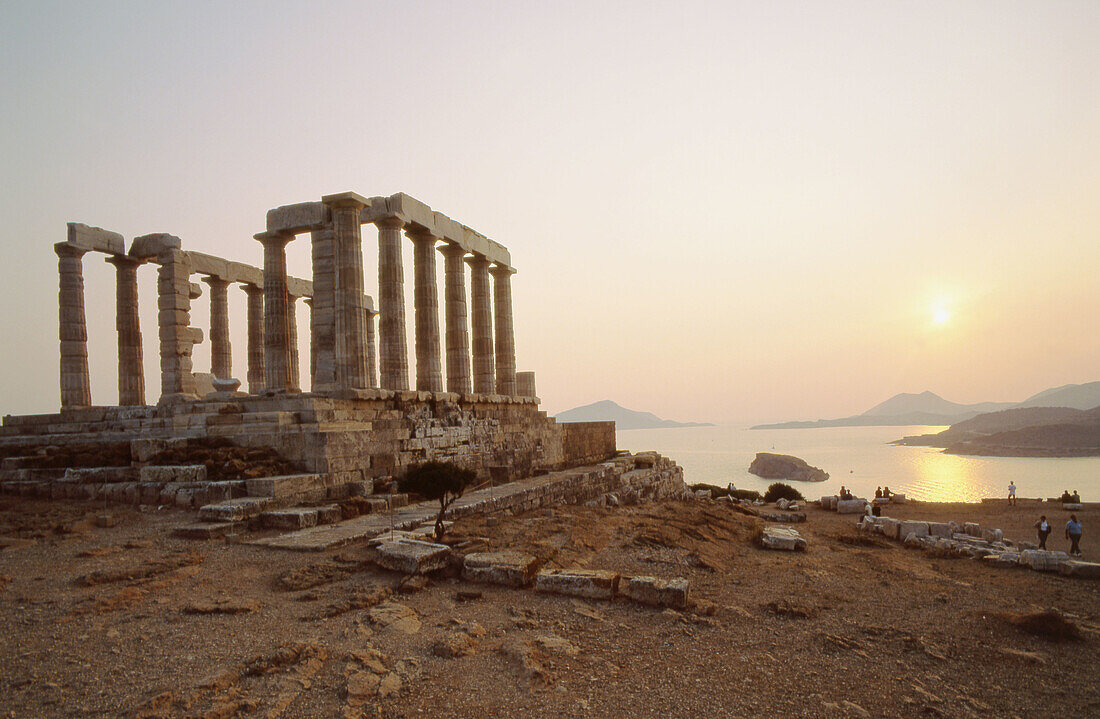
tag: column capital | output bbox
[104,254,144,269]
[254,230,294,247]
[464,253,491,269]
[240,281,264,296]
[439,242,467,260]
[201,274,230,288]
[54,242,87,259]
[489,263,516,277]
[321,191,370,210]
[375,216,406,231]
[406,226,438,242]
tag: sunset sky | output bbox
[1,1,1097,424]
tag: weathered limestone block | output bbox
[374,538,452,575]
[1058,560,1100,579]
[139,465,207,483]
[964,522,981,537]
[620,576,689,609]
[836,499,868,514]
[927,522,953,539]
[245,473,323,498]
[316,504,342,524]
[983,552,1021,568]
[462,551,538,588]
[759,511,806,523]
[199,497,273,522]
[889,493,907,504]
[820,495,838,510]
[267,201,329,234]
[899,521,929,540]
[982,528,1004,543]
[67,222,125,255]
[130,232,181,258]
[878,517,901,540]
[1063,503,1083,511]
[535,569,620,600]
[261,508,319,530]
[63,467,136,484]
[760,526,807,551]
[1019,549,1070,572]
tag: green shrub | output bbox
[763,482,804,503]
[730,489,763,502]
[398,461,477,541]
[689,483,729,499]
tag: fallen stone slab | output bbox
[760,526,807,551]
[982,528,1004,543]
[535,569,620,600]
[198,497,272,522]
[927,522,953,539]
[899,521,929,540]
[878,517,901,540]
[982,552,1021,568]
[463,551,539,588]
[1062,503,1083,511]
[964,522,981,537]
[262,508,319,530]
[889,493,907,504]
[374,538,452,575]
[836,499,868,515]
[174,521,239,540]
[1019,549,1070,572]
[620,576,689,609]
[245,473,324,499]
[759,511,806,523]
[1058,560,1100,579]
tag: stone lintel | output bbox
[266,201,331,234]
[130,233,181,259]
[66,222,125,255]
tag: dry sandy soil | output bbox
[0,495,1097,718]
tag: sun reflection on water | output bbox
[906,449,987,503]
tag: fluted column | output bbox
[409,229,443,392]
[309,226,336,391]
[324,193,369,390]
[157,249,200,400]
[56,243,91,408]
[242,283,265,393]
[377,217,409,390]
[257,231,293,391]
[365,303,378,389]
[287,292,300,391]
[106,255,145,405]
[490,264,517,396]
[202,276,231,380]
[440,243,471,394]
[466,254,495,394]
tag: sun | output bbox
[933,307,951,325]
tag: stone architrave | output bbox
[490,264,516,396]
[440,243,471,394]
[309,225,336,391]
[241,283,265,393]
[286,292,300,391]
[106,255,145,405]
[409,229,442,392]
[256,231,293,391]
[55,243,91,408]
[157,248,199,400]
[376,217,409,390]
[466,254,495,394]
[201,275,231,380]
[324,193,370,390]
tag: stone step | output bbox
[198,497,274,522]
[245,473,326,499]
[174,521,240,540]
[260,504,342,530]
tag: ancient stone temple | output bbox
[0,192,686,541]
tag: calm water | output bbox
[617,424,1100,503]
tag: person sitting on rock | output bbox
[1071,490,1081,503]
[882,486,892,498]
[875,487,883,499]
[1035,515,1052,550]
[1060,490,1073,503]
[1065,514,1083,557]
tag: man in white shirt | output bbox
[1008,482,1017,506]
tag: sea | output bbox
[616,424,1100,504]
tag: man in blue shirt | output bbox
[1065,515,1083,557]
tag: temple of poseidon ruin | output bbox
[0,192,687,546]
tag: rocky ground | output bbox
[0,495,1097,718]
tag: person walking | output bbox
[1007,482,1017,506]
[1065,514,1083,557]
[1035,515,1051,550]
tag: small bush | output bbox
[399,461,477,541]
[689,483,728,499]
[730,489,762,502]
[763,482,804,503]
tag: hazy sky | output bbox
[1,1,1097,424]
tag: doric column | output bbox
[516,371,537,398]
[157,249,200,400]
[106,255,145,405]
[304,296,315,388]
[440,243,471,394]
[309,225,336,391]
[287,292,300,391]
[323,193,370,390]
[201,276,231,380]
[490,264,517,396]
[377,217,409,390]
[466,254,495,394]
[256,231,293,391]
[365,302,378,389]
[242,283,265,393]
[409,229,442,392]
[55,243,91,408]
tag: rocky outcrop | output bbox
[748,453,828,482]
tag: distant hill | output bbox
[752,381,1100,430]
[894,406,1100,457]
[554,400,713,430]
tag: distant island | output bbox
[751,381,1100,430]
[893,405,1100,457]
[554,400,713,430]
